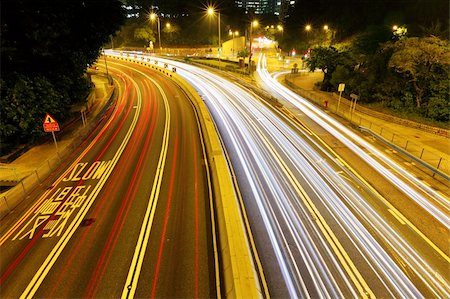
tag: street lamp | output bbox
[248,20,258,73]
[323,25,329,31]
[207,6,221,58]
[149,13,161,50]
[305,24,312,46]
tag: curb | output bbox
[0,85,116,220]
[107,54,263,298]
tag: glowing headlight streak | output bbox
[103,50,446,297]
[256,54,449,296]
[257,55,449,230]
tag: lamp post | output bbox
[207,7,221,60]
[305,24,312,47]
[248,20,258,73]
[150,13,161,50]
[277,24,283,37]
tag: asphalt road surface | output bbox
[0,60,217,298]
[131,52,449,298]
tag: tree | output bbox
[387,36,450,108]
[1,0,125,149]
[162,23,180,44]
[134,26,155,46]
[306,46,342,91]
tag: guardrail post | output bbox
[35,169,41,183]
[405,140,409,150]
[420,148,425,159]
[3,196,10,212]
[436,157,443,170]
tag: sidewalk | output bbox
[283,72,450,177]
[0,73,114,194]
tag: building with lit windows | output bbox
[235,0,296,16]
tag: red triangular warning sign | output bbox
[43,113,60,132]
[43,113,57,124]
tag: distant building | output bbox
[235,0,296,17]
[121,4,141,18]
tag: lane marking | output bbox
[388,209,406,225]
[120,66,172,299]
[0,79,126,246]
[229,98,374,298]
[20,70,142,299]
[151,135,179,298]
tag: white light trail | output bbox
[104,50,448,298]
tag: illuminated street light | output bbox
[149,12,161,49]
[166,22,171,29]
[392,25,398,31]
[206,6,221,58]
[323,25,329,31]
[248,20,259,72]
[305,24,312,31]
[277,24,284,37]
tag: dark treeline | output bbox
[1,0,125,151]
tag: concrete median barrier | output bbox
[107,54,263,298]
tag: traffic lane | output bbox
[228,115,393,298]
[30,65,160,298]
[112,61,216,297]
[131,65,215,298]
[256,65,448,296]
[198,74,424,297]
[0,70,139,298]
[258,101,446,297]
[260,79,450,293]
[31,61,215,298]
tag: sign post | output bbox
[43,113,60,151]
[337,83,345,112]
[349,93,359,121]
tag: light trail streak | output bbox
[256,54,450,297]
[259,56,449,229]
[105,50,448,298]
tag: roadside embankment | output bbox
[0,74,115,219]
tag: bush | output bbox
[427,97,450,122]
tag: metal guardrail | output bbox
[284,77,450,176]
[360,127,450,181]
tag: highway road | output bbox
[111,51,449,298]
[256,54,450,297]
[0,59,217,298]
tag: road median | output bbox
[107,54,263,298]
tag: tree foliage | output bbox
[1,0,124,150]
[134,26,155,45]
[387,36,450,108]
[306,46,342,91]
[308,35,450,123]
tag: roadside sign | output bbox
[338,83,345,92]
[43,113,60,132]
